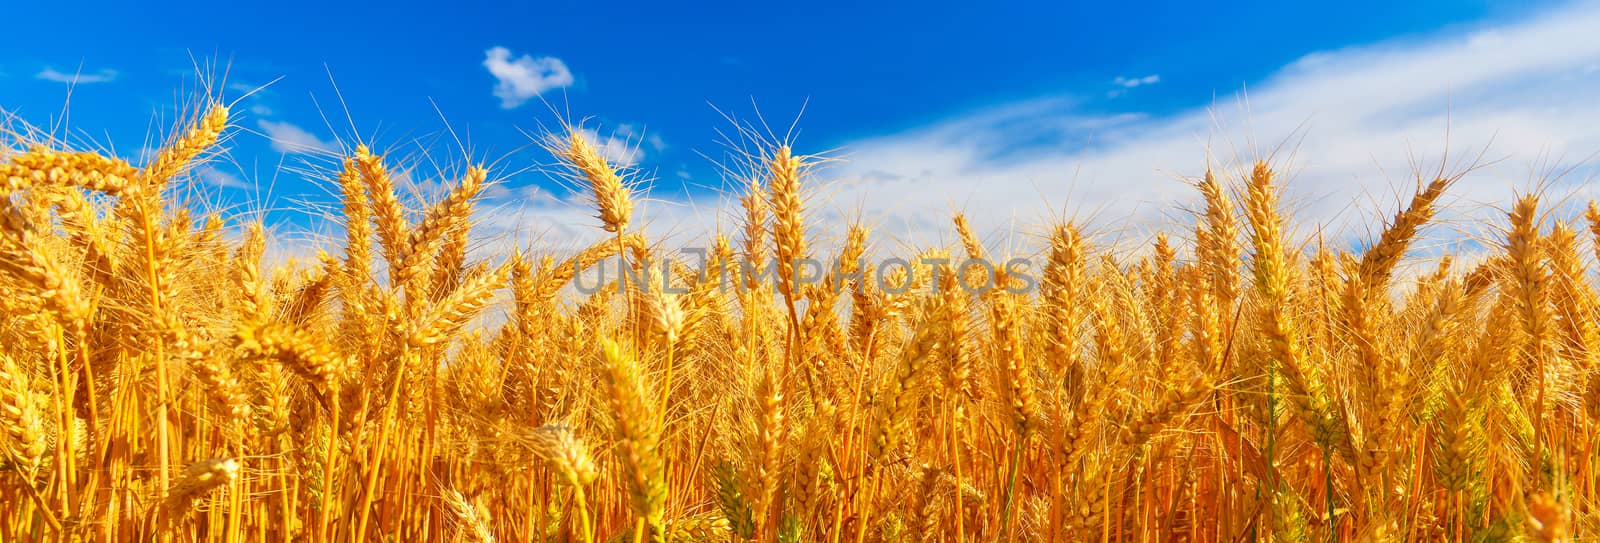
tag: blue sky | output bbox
[2,0,1596,254]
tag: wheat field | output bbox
[1,98,1597,542]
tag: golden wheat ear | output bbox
[556,128,634,234]
[1041,223,1087,380]
[1194,169,1242,307]
[440,487,497,543]
[0,354,46,470]
[354,144,413,275]
[525,423,598,487]
[156,458,240,530]
[1,147,138,195]
[595,337,666,537]
[141,103,229,185]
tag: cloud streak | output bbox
[1113,74,1160,88]
[257,120,337,155]
[1108,74,1160,98]
[198,166,250,189]
[35,67,118,84]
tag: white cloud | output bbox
[1113,74,1161,88]
[36,67,117,84]
[257,120,336,155]
[1109,75,1160,97]
[226,81,264,94]
[396,1,1600,263]
[803,1,1600,249]
[484,46,574,109]
[582,128,643,167]
[615,123,668,153]
[197,166,249,189]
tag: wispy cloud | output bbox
[616,123,667,153]
[811,1,1600,247]
[226,81,265,94]
[580,128,643,167]
[257,120,336,154]
[1113,74,1161,88]
[197,166,249,189]
[35,67,118,84]
[467,1,1600,258]
[483,46,574,109]
[1108,74,1160,98]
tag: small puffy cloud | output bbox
[484,46,574,109]
[257,120,336,154]
[36,67,118,84]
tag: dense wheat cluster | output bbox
[3,99,1599,542]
